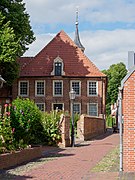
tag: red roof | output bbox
[19,30,106,77]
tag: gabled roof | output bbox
[19,30,106,77]
[121,66,135,89]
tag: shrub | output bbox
[106,115,116,128]
[41,111,62,145]
[10,97,43,146]
[70,113,80,135]
[0,104,15,153]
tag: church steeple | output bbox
[74,9,85,52]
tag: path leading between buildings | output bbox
[14,131,120,180]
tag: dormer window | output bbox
[51,56,65,76]
[55,62,62,76]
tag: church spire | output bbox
[74,8,85,52]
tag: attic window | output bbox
[55,62,62,76]
[51,56,65,76]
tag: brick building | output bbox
[120,51,135,172]
[12,15,107,117]
[1,14,107,117]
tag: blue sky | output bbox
[23,0,135,70]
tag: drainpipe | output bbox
[118,87,123,172]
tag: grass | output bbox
[91,146,119,172]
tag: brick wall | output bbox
[0,146,42,169]
[77,114,105,140]
[58,114,70,147]
[12,76,106,116]
[123,71,135,172]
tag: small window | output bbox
[71,81,81,96]
[53,80,63,96]
[88,103,98,116]
[53,103,64,111]
[55,62,62,76]
[19,81,29,96]
[88,81,98,96]
[35,81,45,96]
[51,56,65,76]
[73,103,81,114]
[36,103,45,111]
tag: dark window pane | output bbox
[55,62,62,76]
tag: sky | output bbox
[23,0,135,70]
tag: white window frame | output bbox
[70,80,81,96]
[71,103,81,114]
[51,56,65,76]
[87,81,98,96]
[35,80,45,96]
[87,103,98,117]
[18,80,29,96]
[52,103,64,111]
[53,80,63,97]
[36,103,45,111]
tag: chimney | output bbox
[128,51,135,71]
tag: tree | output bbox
[0,12,20,85]
[0,0,35,85]
[102,62,127,115]
[0,0,35,56]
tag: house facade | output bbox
[11,28,107,117]
[120,51,135,172]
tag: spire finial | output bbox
[76,7,79,25]
[74,7,85,52]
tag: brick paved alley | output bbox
[12,131,119,180]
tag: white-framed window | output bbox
[51,56,65,76]
[53,80,63,96]
[87,81,98,96]
[36,103,45,111]
[87,103,98,116]
[70,80,81,96]
[73,103,81,114]
[35,80,45,96]
[19,81,29,96]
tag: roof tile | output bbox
[19,30,106,77]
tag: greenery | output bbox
[0,12,20,85]
[0,104,15,153]
[41,111,62,145]
[91,146,119,172]
[10,98,43,146]
[0,98,64,153]
[102,62,127,115]
[0,0,35,55]
[70,113,80,136]
[106,115,116,128]
[0,0,35,85]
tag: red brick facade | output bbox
[12,76,106,116]
[122,71,135,172]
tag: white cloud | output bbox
[24,33,55,56]
[23,0,135,25]
[22,0,135,70]
[24,29,135,70]
[81,29,135,69]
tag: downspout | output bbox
[118,87,123,172]
[101,77,106,133]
